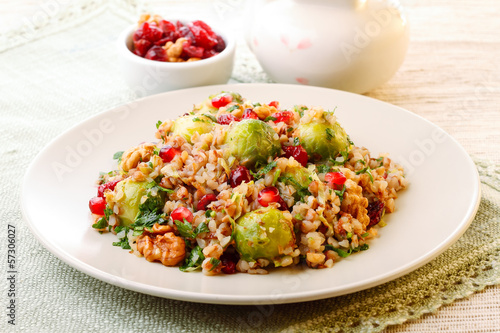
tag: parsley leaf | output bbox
[113,151,124,163]
[264,116,277,122]
[334,184,347,203]
[293,137,300,146]
[209,258,221,272]
[316,165,332,174]
[347,135,354,146]
[112,227,131,250]
[179,246,205,272]
[226,105,240,113]
[92,217,107,229]
[156,120,162,129]
[251,161,278,179]
[293,105,307,118]
[355,166,374,182]
[325,128,335,141]
[175,220,209,239]
[279,176,311,201]
[202,113,217,122]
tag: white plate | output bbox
[21,84,480,305]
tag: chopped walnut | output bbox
[137,232,186,266]
[119,143,155,172]
[164,37,187,62]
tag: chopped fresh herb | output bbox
[226,105,240,113]
[287,127,294,133]
[132,211,163,230]
[293,105,307,118]
[331,246,351,258]
[205,209,213,218]
[180,246,205,272]
[209,258,221,271]
[112,227,131,250]
[356,167,374,182]
[347,135,354,146]
[153,147,160,155]
[294,214,304,221]
[156,120,162,129]
[352,244,369,252]
[264,116,277,122]
[104,206,113,220]
[113,151,124,162]
[279,176,311,201]
[316,165,331,174]
[376,156,384,167]
[251,161,278,179]
[325,128,335,141]
[357,159,366,165]
[334,184,347,203]
[147,161,154,169]
[202,113,217,122]
[252,102,261,107]
[272,169,281,186]
[293,137,300,146]
[346,232,353,239]
[192,117,207,123]
[92,217,107,229]
[361,232,370,238]
[175,220,209,239]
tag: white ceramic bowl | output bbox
[117,23,235,96]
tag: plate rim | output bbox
[21,83,481,304]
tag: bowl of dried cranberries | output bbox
[118,14,235,95]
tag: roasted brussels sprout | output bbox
[171,114,214,144]
[298,120,349,161]
[112,179,165,227]
[225,119,281,168]
[233,207,295,263]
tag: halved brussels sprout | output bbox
[113,179,148,227]
[298,120,349,161]
[112,179,165,227]
[225,119,281,168]
[233,207,295,263]
[171,114,214,144]
[280,163,312,200]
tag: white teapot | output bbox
[246,0,409,94]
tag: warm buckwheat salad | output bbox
[88,92,407,275]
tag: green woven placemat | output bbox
[0,6,499,333]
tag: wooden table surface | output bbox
[1,0,498,331]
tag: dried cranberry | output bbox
[159,19,176,35]
[154,37,174,46]
[258,187,287,210]
[202,49,219,59]
[197,193,217,211]
[159,146,181,163]
[89,197,106,215]
[177,22,194,41]
[220,251,239,274]
[189,21,218,49]
[273,111,294,124]
[230,166,252,188]
[97,180,120,198]
[217,114,239,125]
[144,46,168,61]
[214,35,226,53]
[282,145,308,167]
[367,201,385,228]
[182,40,204,59]
[138,22,163,43]
[269,101,279,109]
[133,39,152,56]
[211,94,233,108]
[242,108,259,120]
[171,206,193,223]
[325,171,347,190]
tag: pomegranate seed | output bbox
[171,206,193,223]
[269,101,279,109]
[89,197,106,215]
[367,201,385,227]
[273,111,294,124]
[144,46,168,61]
[97,180,120,198]
[242,108,259,120]
[214,35,226,52]
[282,145,308,167]
[159,146,181,163]
[230,166,252,188]
[133,39,152,56]
[325,171,347,190]
[258,187,287,210]
[197,193,217,211]
[217,114,239,125]
[211,94,233,108]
